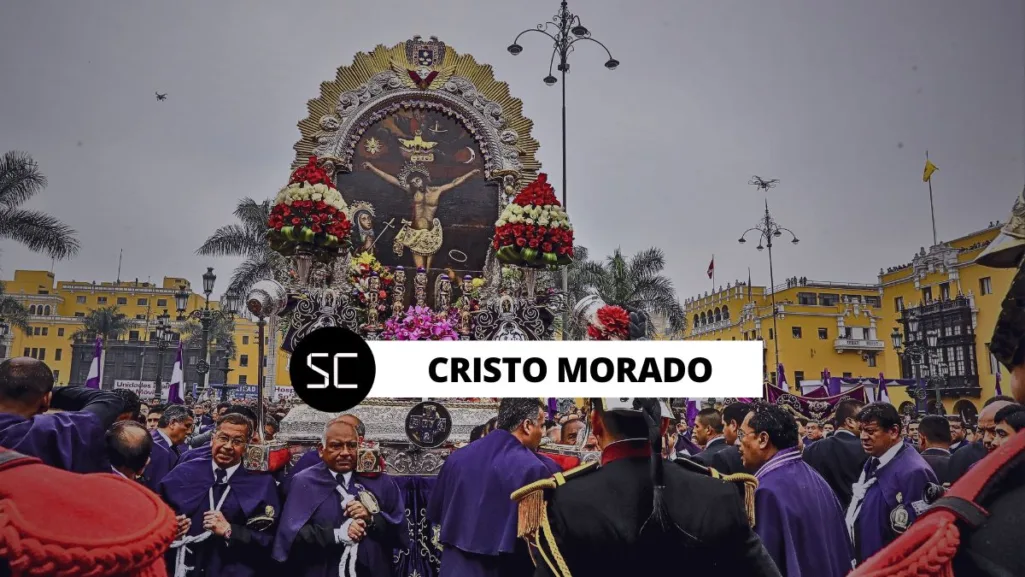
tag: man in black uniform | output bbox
[802,398,867,510]
[511,398,780,576]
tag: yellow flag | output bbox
[923,159,938,182]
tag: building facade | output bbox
[684,223,1014,413]
[0,270,290,389]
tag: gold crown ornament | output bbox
[976,185,1025,268]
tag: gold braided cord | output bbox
[719,473,759,527]
[534,529,563,577]
[540,501,573,577]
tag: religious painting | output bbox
[341,108,496,277]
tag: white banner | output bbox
[305,341,764,397]
[114,380,156,399]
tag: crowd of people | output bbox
[1,353,1023,576]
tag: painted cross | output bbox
[408,404,448,445]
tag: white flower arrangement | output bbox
[495,203,572,230]
[273,182,348,212]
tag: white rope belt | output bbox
[845,475,877,544]
[336,485,359,577]
[170,485,232,577]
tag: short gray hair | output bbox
[157,405,193,429]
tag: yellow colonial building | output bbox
[0,270,290,390]
[685,222,1014,415]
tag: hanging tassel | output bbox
[512,479,556,539]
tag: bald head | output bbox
[320,418,360,473]
[106,420,153,475]
[322,417,359,445]
[979,400,1014,452]
[0,357,55,414]
[339,414,365,438]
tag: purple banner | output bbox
[765,383,868,421]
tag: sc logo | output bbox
[290,327,376,412]
[307,353,358,389]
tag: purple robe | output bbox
[159,457,281,577]
[272,461,406,576]
[849,443,937,564]
[754,447,854,577]
[143,429,180,493]
[0,411,108,473]
[179,444,213,465]
[427,429,560,577]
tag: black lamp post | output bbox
[174,268,235,399]
[508,0,617,338]
[153,309,172,401]
[738,177,799,384]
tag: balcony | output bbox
[834,338,885,352]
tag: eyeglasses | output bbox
[213,434,248,447]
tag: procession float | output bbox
[237,36,588,575]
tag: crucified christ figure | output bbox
[362,161,480,270]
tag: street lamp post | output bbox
[508,0,618,338]
[738,177,799,384]
[174,268,238,400]
[153,309,172,401]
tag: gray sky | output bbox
[1,0,1022,301]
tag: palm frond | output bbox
[196,224,265,258]
[227,254,278,299]
[0,295,30,332]
[0,151,47,209]
[73,306,130,343]
[234,197,272,232]
[628,247,667,280]
[0,208,80,260]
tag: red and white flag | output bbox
[706,257,715,279]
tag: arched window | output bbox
[29,305,36,315]
[714,307,722,323]
[700,312,707,326]
[43,305,50,316]
[693,314,700,327]
[722,305,730,321]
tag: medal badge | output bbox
[358,490,381,515]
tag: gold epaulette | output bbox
[511,461,598,539]
[510,461,597,577]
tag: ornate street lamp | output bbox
[153,310,173,400]
[177,269,234,399]
[738,177,799,383]
[508,0,617,338]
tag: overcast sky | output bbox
[1,0,1022,301]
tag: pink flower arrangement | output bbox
[380,306,460,341]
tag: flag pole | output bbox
[711,254,715,293]
[926,151,938,246]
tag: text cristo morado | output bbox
[359,341,764,398]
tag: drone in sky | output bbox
[748,176,780,192]
[155,92,167,101]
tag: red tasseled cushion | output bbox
[0,452,177,577]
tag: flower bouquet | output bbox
[380,305,460,341]
[587,305,631,340]
[493,173,574,268]
[268,156,352,259]
[349,253,393,316]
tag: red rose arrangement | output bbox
[587,305,631,340]
[493,173,574,268]
[267,156,352,256]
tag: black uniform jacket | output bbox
[948,439,987,482]
[802,429,868,511]
[921,447,954,486]
[529,448,781,576]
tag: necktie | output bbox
[337,473,350,493]
[213,468,229,502]
[864,457,880,480]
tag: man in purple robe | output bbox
[272,418,406,577]
[159,412,280,577]
[179,406,259,466]
[427,398,559,577]
[281,414,367,493]
[845,402,938,565]
[144,404,193,492]
[739,402,854,576]
[0,357,125,473]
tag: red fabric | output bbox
[601,440,651,466]
[0,449,177,576]
[267,447,290,472]
[539,452,580,471]
[849,430,1025,576]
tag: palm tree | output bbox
[179,315,237,359]
[72,306,131,360]
[0,151,80,260]
[0,281,30,333]
[576,247,687,337]
[196,198,284,298]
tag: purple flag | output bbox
[824,368,841,396]
[166,342,185,404]
[777,363,788,391]
[995,369,1003,396]
[878,371,890,404]
[84,337,102,389]
[685,399,699,428]
[547,397,558,419]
